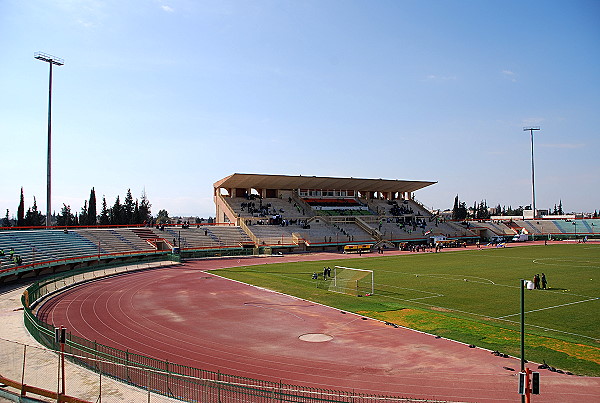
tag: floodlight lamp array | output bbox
[34,52,65,66]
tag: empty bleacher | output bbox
[0,229,100,266]
[514,220,543,235]
[477,219,599,238]
[332,220,375,243]
[470,221,515,236]
[552,220,579,234]
[0,225,260,271]
[205,226,253,246]
[579,219,600,233]
[75,228,154,254]
[245,223,298,245]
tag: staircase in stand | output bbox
[132,228,170,250]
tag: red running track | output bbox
[37,253,600,402]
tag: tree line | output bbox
[451,195,599,220]
[3,188,152,227]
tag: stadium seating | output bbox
[548,219,599,235]
[0,225,258,271]
[469,221,515,237]
[221,191,483,246]
[75,228,153,254]
[0,229,99,266]
[245,223,297,245]
[552,220,578,234]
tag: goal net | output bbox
[329,266,374,296]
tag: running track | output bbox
[36,250,600,402]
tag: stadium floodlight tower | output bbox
[35,52,64,228]
[523,126,541,219]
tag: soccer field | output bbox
[216,243,600,375]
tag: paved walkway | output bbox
[0,262,181,403]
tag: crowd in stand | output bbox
[388,200,414,216]
[245,218,309,228]
[0,248,23,267]
[380,217,431,233]
[240,200,275,217]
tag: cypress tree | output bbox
[3,209,10,227]
[139,189,152,224]
[110,195,123,225]
[476,200,490,219]
[452,195,459,220]
[132,200,141,224]
[456,202,468,220]
[57,204,73,226]
[17,187,25,227]
[80,200,88,226]
[26,197,45,226]
[124,189,134,224]
[99,196,110,225]
[88,188,97,225]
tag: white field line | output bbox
[496,297,600,319]
[532,258,600,268]
[375,282,444,301]
[516,322,600,342]
[369,290,600,342]
[408,295,445,301]
[233,267,600,342]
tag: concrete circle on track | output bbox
[299,333,333,342]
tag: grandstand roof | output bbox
[214,173,436,193]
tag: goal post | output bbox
[330,266,374,296]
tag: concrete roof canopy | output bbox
[214,173,436,194]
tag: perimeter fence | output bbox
[12,259,450,403]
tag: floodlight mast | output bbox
[523,127,540,220]
[35,52,64,228]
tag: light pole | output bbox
[523,127,541,219]
[520,279,526,403]
[573,221,577,240]
[35,52,64,228]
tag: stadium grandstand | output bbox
[213,173,472,249]
[1,173,599,282]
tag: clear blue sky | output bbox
[2,0,599,219]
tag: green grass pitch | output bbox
[215,243,600,375]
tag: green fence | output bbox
[22,261,446,403]
[180,246,255,259]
